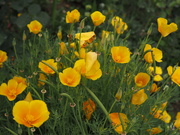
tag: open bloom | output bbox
[13,100,50,127]
[148,66,163,81]
[131,89,148,105]
[90,11,106,26]
[174,112,180,129]
[66,9,80,23]
[59,67,81,87]
[144,44,163,63]
[12,76,28,86]
[83,98,96,120]
[74,52,102,80]
[111,16,128,34]
[75,31,96,48]
[147,127,163,134]
[150,83,160,93]
[135,72,150,88]
[111,46,131,63]
[167,66,180,86]
[27,20,42,34]
[38,59,58,74]
[109,113,128,134]
[151,108,171,123]
[0,50,8,67]
[157,18,178,37]
[0,79,27,101]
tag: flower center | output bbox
[8,88,16,96]
[24,114,35,125]
[66,78,73,84]
[115,56,121,62]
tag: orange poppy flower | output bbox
[0,79,27,101]
[167,66,180,86]
[144,44,163,63]
[131,89,148,105]
[59,67,81,87]
[66,9,80,23]
[0,50,8,67]
[13,100,50,127]
[135,72,150,88]
[157,18,178,37]
[83,98,96,120]
[111,46,131,63]
[38,59,58,74]
[90,11,106,26]
[27,20,42,34]
[109,113,128,134]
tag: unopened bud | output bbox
[115,89,122,101]
[12,38,16,46]
[22,31,26,41]
[147,23,153,35]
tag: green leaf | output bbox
[35,11,50,26]
[0,32,7,46]
[15,13,31,28]
[28,4,41,15]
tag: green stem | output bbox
[102,100,117,127]
[156,35,163,48]
[83,85,111,122]
[52,0,57,29]
[30,85,42,100]
[12,38,19,60]
[41,61,59,75]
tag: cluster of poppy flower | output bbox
[0,8,179,134]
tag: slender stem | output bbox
[52,0,57,29]
[83,85,111,122]
[30,85,42,100]
[156,35,163,48]
[12,38,19,60]
[102,100,117,127]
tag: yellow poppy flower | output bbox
[111,16,128,34]
[150,83,160,93]
[66,9,80,23]
[82,98,96,120]
[38,73,47,86]
[109,113,128,134]
[152,109,171,123]
[73,52,102,80]
[174,112,180,129]
[157,18,178,37]
[0,79,27,101]
[135,72,150,88]
[75,31,96,48]
[148,66,163,82]
[12,100,50,127]
[59,42,69,55]
[147,127,163,134]
[144,44,163,63]
[0,50,8,67]
[59,67,81,87]
[131,89,148,105]
[38,59,58,74]
[27,20,42,34]
[111,46,131,63]
[90,11,106,26]
[167,66,180,86]
[12,76,28,86]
